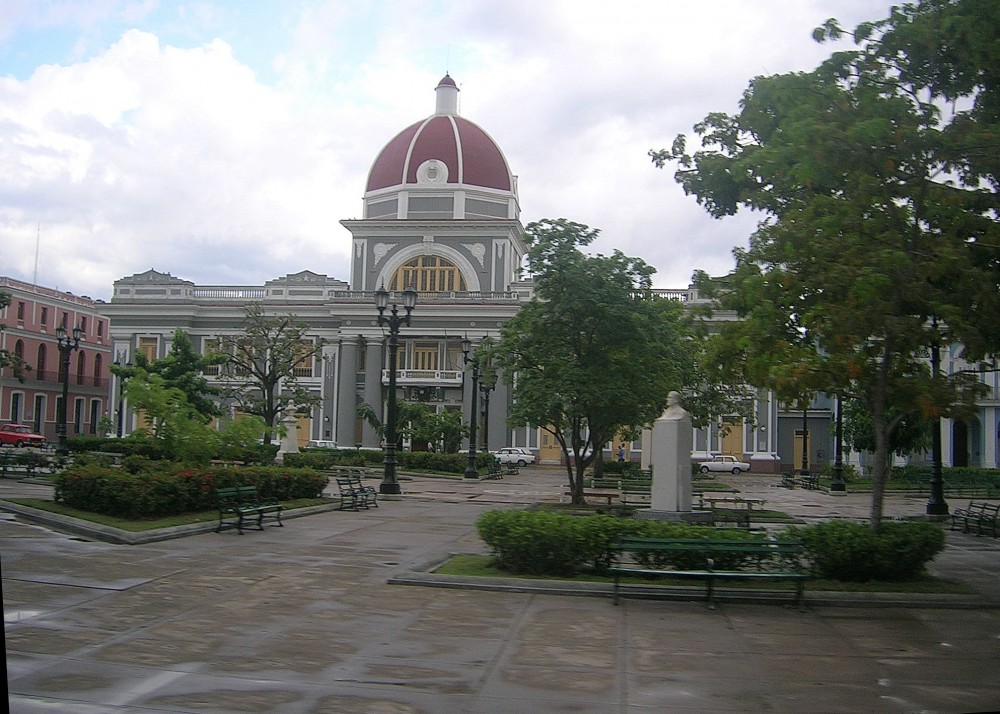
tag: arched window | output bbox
[77,351,86,385]
[94,353,103,385]
[12,340,24,378]
[389,255,467,293]
[36,343,47,378]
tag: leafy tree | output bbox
[114,329,225,419]
[495,218,718,505]
[124,368,218,464]
[842,399,933,474]
[651,0,1000,527]
[217,304,322,443]
[358,401,467,453]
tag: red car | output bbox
[0,424,47,448]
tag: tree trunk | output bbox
[869,354,891,531]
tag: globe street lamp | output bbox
[479,369,497,454]
[114,351,131,438]
[926,316,948,515]
[376,283,416,495]
[830,394,847,492]
[55,325,83,455]
[461,337,481,479]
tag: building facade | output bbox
[0,276,113,442]
[99,76,1000,472]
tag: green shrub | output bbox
[285,448,491,474]
[53,464,328,519]
[475,510,772,577]
[786,520,945,581]
[476,510,605,575]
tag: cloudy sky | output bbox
[1,0,898,302]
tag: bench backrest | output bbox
[616,537,801,551]
[216,485,260,505]
[613,536,805,571]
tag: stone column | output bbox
[336,340,358,446]
[362,340,384,448]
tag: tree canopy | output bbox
[496,218,728,504]
[651,0,1000,526]
[115,329,225,419]
[217,304,322,441]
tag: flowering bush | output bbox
[53,464,327,519]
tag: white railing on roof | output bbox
[192,287,268,299]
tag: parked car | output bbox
[306,440,338,449]
[0,424,46,448]
[697,454,751,474]
[492,447,535,467]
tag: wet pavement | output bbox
[3,467,1000,713]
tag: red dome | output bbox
[366,114,513,193]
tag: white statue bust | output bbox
[663,390,687,420]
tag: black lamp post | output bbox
[830,394,847,492]
[55,325,83,455]
[927,317,948,515]
[800,407,809,475]
[114,350,131,438]
[376,283,416,495]
[461,337,480,479]
[479,370,497,454]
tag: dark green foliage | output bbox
[53,464,327,519]
[285,448,492,474]
[652,1,1000,529]
[476,510,610,576]
[787,520,945,581]
[65,436,108,453]
[475,510,769,577]
[67,434,168,460]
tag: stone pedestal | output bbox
[639,391,710,523]
[275,404,300,464]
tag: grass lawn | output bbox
[434,554,974,595]
[6,497,335,532]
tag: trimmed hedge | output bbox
[53,464,328,519]
[475,510,766,576]
[786,520,945,581]
[284,448,494,474]
[476,510,947,582]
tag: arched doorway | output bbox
[952,420,969,467]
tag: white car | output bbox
[493,447,535,467]
[697,454,751,474]
[306,440,338,449]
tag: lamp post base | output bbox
[379,482,402,495]
[463,466,479,480]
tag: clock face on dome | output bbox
[417,159,447,184]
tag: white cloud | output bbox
[0,0,901,299]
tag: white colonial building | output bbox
[100,76,1000,473]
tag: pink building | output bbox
[0,277,113,442]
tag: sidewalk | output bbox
[4,468,1000,713]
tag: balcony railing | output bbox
[381,369,464,386]
[17,370,109,388]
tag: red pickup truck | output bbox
[0,424,47,448]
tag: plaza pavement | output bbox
[3,466,1000,713]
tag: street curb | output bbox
[0,499,342,545]
[388,556,993,610]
